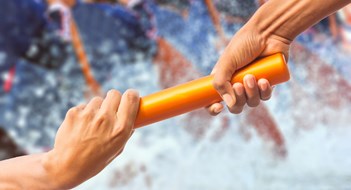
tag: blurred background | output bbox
[1,0,351,189]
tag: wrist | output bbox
[240,13,291,60]
[248,0,304,42]
[42,150,77,189]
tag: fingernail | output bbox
[214,106,223,114]
[234,84,244,96]
[246,77,255,89]
[260,82,267,91]
[222,94,233,107]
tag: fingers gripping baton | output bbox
[134,53,290,128]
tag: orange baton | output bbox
[135,53,290,128]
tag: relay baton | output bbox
[134,53,290,128]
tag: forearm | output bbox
[250,0,351,41]
[0,153,62,189]
[0,89,138,189]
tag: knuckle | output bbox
[212,79,227,93]
[99,107,110,116]
[77,103,86,109]
[97,112,109,121]
[91,97,103,103]
[81,109,94,118]
[124,90,139,103]
[66,107,78,117]
[115,123,131,136]
[107,89,121,98]
[94,112,111,125]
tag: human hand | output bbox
[207,23,291,115]
[44,89,140,189]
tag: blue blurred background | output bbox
[1,0,351,189]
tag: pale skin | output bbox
[1,0,351,189]
[207,0,351,115]
[0,1,139,189]
[0,89,140,189]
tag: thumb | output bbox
[212,73,235,108]
[212,46,239,108]
[212,32,264,108]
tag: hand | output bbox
[43,89,140,189]
[207,23,291,115]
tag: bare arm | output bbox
[252,0,350,43]
[208,0,351,115]
[0,154,59,189]
[0,90,140,189]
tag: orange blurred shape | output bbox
[135,53,290,128]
